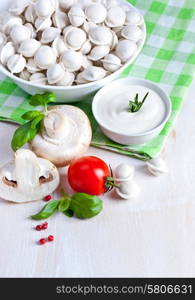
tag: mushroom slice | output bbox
[0,149,60,203]
[30,106,92,167]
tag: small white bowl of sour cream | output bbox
[92,78,172,145]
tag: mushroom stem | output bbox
[44,110,68,140]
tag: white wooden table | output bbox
[0,82,195,278]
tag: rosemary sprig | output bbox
[128,92,149,113]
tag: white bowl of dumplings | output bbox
[0,0,146,102]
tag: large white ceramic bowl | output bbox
[92,78,172,145]
[0,0,146,102]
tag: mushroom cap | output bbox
[30,105,92,167]
[0,149,60,203]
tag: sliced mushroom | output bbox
[0,149,60,203]
[30,105,92,167]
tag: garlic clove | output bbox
[61,50,83,72]
[114,163,134,182]
[10,24,31,44]
[68,5,86,27]
[19,39,41,58]
[47,63,65,84]
[115,39,137,62]
[40,27,61,44]
[116,180,140,200]
[102,53,121,72]
[121,25,143,42]
[125,10,144,26]
[80,66,106,81]
[105,6,126,27]
[146,157,168,176]
[29,72,48,85]
[52,9,69,29]
[88,45,110,61]
[0,42,15,65]
[7,54,26,74]
[34,46,57,69]
[85,3,107,24]
[89,26,113,46]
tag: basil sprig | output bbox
[128,92,149,113]
[31,192,103,220]
[11,92,56,152]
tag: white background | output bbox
[0,81,195,278]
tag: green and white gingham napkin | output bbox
[0,0,195,160]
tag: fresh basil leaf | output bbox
[42,92,56,105]
[58,197,71,212]
[30,114,44,129]
[70,193,103,219]
[63,209,74,218]
[11,120,40,152]
[29,94,44,107]
[22,111,43,121]
[31,200,59,220]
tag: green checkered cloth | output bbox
[0,0,195,160]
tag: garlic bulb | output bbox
[35,46,56,69]
[0,42,15,65]
[68,5,86,27]
[146,157,168,176]
[88,45,110,61]
[105,6,126,27]
[47,63,65,84]
[19,39,41,57]
[61,50,83,72]
[29,72,47,85]
[41,27,60,44]
[10,25,31,44]
[7,54,26,74]
[102,53,121,72]
[85,4,107,24]
[115,40,137,62]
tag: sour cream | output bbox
[96,84,166,135]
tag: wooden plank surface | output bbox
[0,82,195,278]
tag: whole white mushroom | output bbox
[0,149,60,203]
[30,105,92,167]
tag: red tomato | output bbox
[68,156,111,195]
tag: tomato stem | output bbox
[105,176,120,191]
